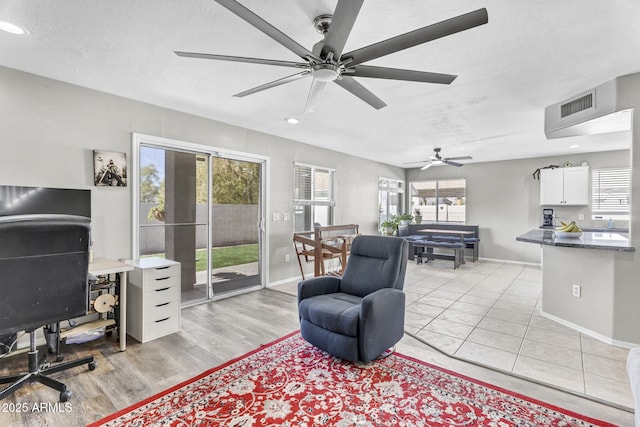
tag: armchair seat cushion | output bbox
[299,293,362,337]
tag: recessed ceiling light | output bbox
[285,117,299,124]
[569,144,580,149]
[0,21,28,35]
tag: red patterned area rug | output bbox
[88,331,616,427]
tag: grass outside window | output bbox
[143,243,258,271]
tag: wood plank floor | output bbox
[0,288,634,426]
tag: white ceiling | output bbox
[1,0,638,167]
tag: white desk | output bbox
[89,258,134,351]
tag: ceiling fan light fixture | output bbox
[312,63,340,82]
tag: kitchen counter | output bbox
[517,229,635,252]
[516,228,638,346]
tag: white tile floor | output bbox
[403,257,634,409]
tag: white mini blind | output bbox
[591,168,630,213]
[294,163,335,206]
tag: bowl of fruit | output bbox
[555,221,583,238]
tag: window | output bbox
[410,178,466,223]
[378,178,404,227]
[591,167,630,220]
[294,163,336,232]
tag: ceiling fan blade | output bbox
[420,163,433,170]
[321,0,364,59]
[334,76,387,109]
[351,65,457,84]
[443,160,464,167]
[215,0,319,61]
[174,51,306,68]
[342,8,488,66]
[234,71,311,97]
[402,160,430,165]
[304,79,329,112]
[444,156,472,161]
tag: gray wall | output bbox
[0,65,404,283]
[0,64,632,277]
[406,149,630,263]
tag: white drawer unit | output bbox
[127,257,181,343]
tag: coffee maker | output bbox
[542,208,554,227]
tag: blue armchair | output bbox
[297,235,408,363]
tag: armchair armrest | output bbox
[297,276,342,304]
[359,288,406,361]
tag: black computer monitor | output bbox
[0,185,91,218]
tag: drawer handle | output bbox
[155,266,171,270]
[154,276,171,281]
[155,302,170,307]
[155,317,170,323]
[155,287,170,292]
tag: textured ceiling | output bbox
[1,0,638,167]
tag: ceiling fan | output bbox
[406,147,472,169]
[174,0,488,112]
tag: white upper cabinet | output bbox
[540,166,589,205]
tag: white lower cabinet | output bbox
[127,257,181,343]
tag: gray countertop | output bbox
[516,229,635,252]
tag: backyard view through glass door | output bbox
[138,145,263,306]
[209,157,261,294]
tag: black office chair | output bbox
[0,214,96,402]
[298,235,408,363]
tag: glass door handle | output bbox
[257,218,266,232]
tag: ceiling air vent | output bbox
[560,92,594,118]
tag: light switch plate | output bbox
[272,212,280,221]
[283,212,290,221]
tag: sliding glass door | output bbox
[135,135,265,306]
[209,156,262,294]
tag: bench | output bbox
[413,240,466,269]
[398,223,480,262]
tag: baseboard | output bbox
[478,256,541,267]
[541,311,638,349]
[267,275,301,288]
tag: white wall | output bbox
[0,65,404,283]
[406,149,631,263]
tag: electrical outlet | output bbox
[578,213,585,220]
[283,212,290,221]
[572,284,581,298]
[272,212,280,221]
[285,254,290,262]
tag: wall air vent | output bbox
[560,92,594,118]
[544,78,630,139]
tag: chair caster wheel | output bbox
[56,355,65,362]
[60,390,72,402]
[88,361,97,371]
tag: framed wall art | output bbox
[93,150,127,187]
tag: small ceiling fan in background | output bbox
[406,147,472,169]
[174,0,488,112]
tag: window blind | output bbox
[294,163,335,206]
[591,168,630,213]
